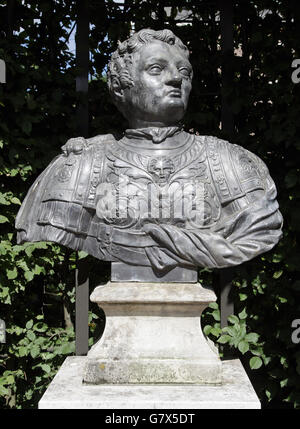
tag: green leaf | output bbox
[4,375,15,385]
[217,335,231,344]
[27,330,36,341]
[238,340,249,354]
[58,342,75,354]
[210,327,221,337]
[24,245,35,257]
[33,322,47,332]
[212,310,220,321]
[0,194,9,205]
[245,333,259,344]
[280,378,289,388]
[223,325,238,336]
[249,356,263,370]
[203,325,212,336]
[0,215,9,223]
[78,250,88,259]
[26,320,33,330]
[239,293,247,301]
[30,345,40,358]
[227,315,239,325]
[41,364,51,374]
[6,267,18,280]
[0,385,9,396]
[208,302,218,310]
[10,197,21,205]
[238,308,247,319]
[19,347,28,357]
[273,270,283,279]
[24,271,34,282]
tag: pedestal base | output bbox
[38,356,261,409]
[83,282,222,385]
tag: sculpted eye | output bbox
[147,64,163,74]
[179,67,191,77]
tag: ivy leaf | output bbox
[238,308,247,319]
[239,293,247,301]
[24,271,34,282]
[6,267,18,280]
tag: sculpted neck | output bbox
[128,119,180,129]
[120,128,193,156]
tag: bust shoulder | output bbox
[203,135,269,179]
[15,133,116,243]
[198,136,272,204]
[61,133,115,156]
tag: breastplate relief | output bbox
[95,139,221,231]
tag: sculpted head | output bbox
[107,29,193,128]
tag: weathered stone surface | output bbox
[39,356,261,409]
[83,282,222,385]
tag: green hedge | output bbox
[0,0,300,408]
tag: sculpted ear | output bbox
[111,78,125,102]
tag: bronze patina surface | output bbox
[16,29,283,281]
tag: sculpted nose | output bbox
[165,67,182,86]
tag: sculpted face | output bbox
[123,41,192,128]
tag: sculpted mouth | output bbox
[167,89,182,97]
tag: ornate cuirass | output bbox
[96,133,221,233]
[16,129,276,270]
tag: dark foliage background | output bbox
[0,0,300,408]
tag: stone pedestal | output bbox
[83,282,222,385]
[38,357,261,409]
[38,281,261,409]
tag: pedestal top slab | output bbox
[90,282,216,304]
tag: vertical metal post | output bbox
[75,260,89,356]
[219,0,234,327]
[75,0,89,355]
[6,0,15,39]
[76,0,89,138]
[220,0,234,134]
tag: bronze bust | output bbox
[15,29,283,282]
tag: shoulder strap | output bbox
[205,136,245,204]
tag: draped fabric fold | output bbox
[142,183,283,269]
